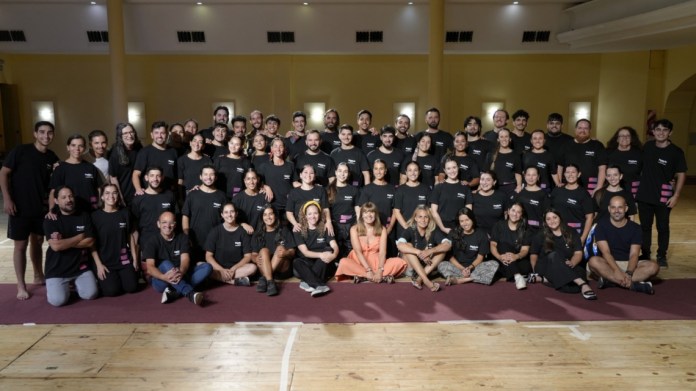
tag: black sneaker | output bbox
[266,280,279,296]
[256,276,268,293]
[187,291,204,305]
[161,287,176,304]
[657,256,668,268]
[597,277,617,289]
[234,277,251,286]
[631,281,655,295]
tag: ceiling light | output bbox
[196,1,203,4]
[408,1,413,4]
[90,1,96,4]
[303,2,309,5]
[513,1,519,4]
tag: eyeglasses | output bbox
[653,127,670,132]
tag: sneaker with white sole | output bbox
[188,291,204,306]
[311,285,331,297]
[161,287,176,304]
[234,277,251,286]
[514,274,527,290]
[631,281,655,295]
[299,281,314,292]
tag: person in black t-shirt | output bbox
[401,133,439,189]
[558,119,607,195]
[366,125,404,186]
[544,113,573,171]
[257,138,296,217]
[108,122,143,206]
[204,203,256,286]
[414,107,453,162]
[132,121,179,194]
[294,129,336,187]
[490,203,533,289]
[144,211,211,305]
[44,186,99,307]
[251,204,296,296]
[0,121,59,300]
[199,105,230,143]
[91,183,139,297]
[182,165,227,260]
[330,124,370,187]
[437,131,480,189]
[286,164,332,235]
[464,116,493,173]
[320,109,342,155]
[49,134,103,213]
[606,126,643,198]
[522,129,559,191]
[430,158,473,234]
[232,168,269,233]
[214,135,252,199]
[130,166,177,247]
[354,109,381,155]
[284,111,308,161]
[588,195,659,294]
[177,133,213,194]
[486,129,522,197]
[326,162,360,257]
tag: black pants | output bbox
[497,258,533,281]
[293,258,336,288]
[638,201,671,259]
[537,251,586,292]
[97,266,139,297]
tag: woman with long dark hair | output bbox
[326,162,360,257]
[108,122,142,206]
[490,202,533,290]
[250,204,295,296]
[606,126,642,198]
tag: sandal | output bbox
[382,275,395,284]
[411,279,423,290]
[430,282,441,292]
[353,276,367,284]
[580,283,597,300]
[445,276,459,286]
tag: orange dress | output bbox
[335,235,407,281]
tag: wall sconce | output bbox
[481,102,504,130]
[393,102,416,124]
[127,102,145,132]
[212,102,235,123]
[32,101,55,125]
[304,102,326,130]
[569,102,591,127]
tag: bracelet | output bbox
[469,264,476,271]
[626,270,634,276]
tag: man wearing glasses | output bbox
[636,119,687,268]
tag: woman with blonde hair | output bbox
[336,202,407,284]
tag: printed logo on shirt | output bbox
[313,198,320,203]
[119,222,127,229]
[567,198,578,205]
[318,163,326,169]
[529,199,540,206]
[283,175,291,180]
[469,244,479,251]
[76,225,85,232]
[84,173,94,179]
[347,159,357,165]
[418,195,426,201]
[423,164,433,170]
[234,241,242,247]
[161,202,171,209]
[213,202,222,208]
[255,205,264,211]
[317,237,326,243]
[344,195,353,200]
[168,160,175,165]
[435,141,444,147]
[584,151,595,157]
[393,162,401,168]
[366,142,376,148]
[457,193,467,199]
[493,204,503,210]
[174,250,181,256]
[472,149,482,156]
[628,159,638,165]
[460,164,470,170]
[658,158,668,166]
[387,193,394,199]
[536,162,547,169]
[505,162,514,168]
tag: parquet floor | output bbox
[1,187,695,390]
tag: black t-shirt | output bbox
[467,138,493,171]
[286,186,328,219]
[415,130,453,161]
[284,135,308,161]
[490,220,532,255]
[429,182,473,225]
[108,147,140,205]
[594,219,641,261]
[367,148,405,186]
[293,228,335,261]
[637,141,687,205]
[295,152,336,187]
[594,188,637,222]
[402,154,439,189]
[522,150,557,190]
[50,161,103,211]
[397,227,449,250]
[531,230,582,261]
[143,233,190,268]
[357,183,396,226]
[448,229,489,265]
[550,186,593,233]
[177,154,213,192]
[2,143,59,218]
[214,155,251,198]
[257,160,296,210]
[394,183,431,222]
[544,132,573,166]
[330,147,369,187]
[330,185,359,225]
[252,226,295,253]
[472,190,508,236]
[130,190,177,244]
[232,190,267,228]
[91,208,133,270]
[440,154,480,184]
[394,136,417,156]
[511,188,550,229]
[320,132,342,155]
[511,132,532,155]
[488,150,522,185]
[204,224,251,268]
[607,148,642,191]
[560,140,607,190]
[133,145,178,190]
[354,133,381,155]
[44,212,93,278]
[182,189,226,247]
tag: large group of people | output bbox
[1,105,686,306]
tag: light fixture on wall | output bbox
[393,102,416,123]
[569,101,591,127]
[481,102,504,129]
[128,102,145,132]
[212,102,235,122]
[32,101,55,124]
[304,102,326,130]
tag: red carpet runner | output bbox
[1,279,695,324]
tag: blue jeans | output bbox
[151,260,212,296]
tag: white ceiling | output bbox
[0,0,695,54]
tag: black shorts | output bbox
[8,215,45,241]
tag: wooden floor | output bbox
[1,187,696,390]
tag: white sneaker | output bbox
[514,274,527,290]
[161,287,175,304]
[299,281,314,292]
[311,285,331,297]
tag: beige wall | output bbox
[1,49,695,172]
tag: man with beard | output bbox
[544,112,572,165]
[367,125,404,186]
[132,121,178,194]
[393,114,416,155]
[284,111,309,161]
[483,109,509,143]
[249,110,264,138]
[320,109,341,154]
[199,106,230,143]
[1,121,59,300]
[510,109,532,155]
[414,107,452,161]
[131,166,177,249]
[295,129,336,187]
[44,186,98,307]
[558,119,607,195]
[182,165,226,261]
[464,115,493,172]
[588,195,659,294]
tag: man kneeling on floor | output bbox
[143,211,212,305]
[588,195,659,294]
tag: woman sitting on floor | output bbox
[204,202,256,286]
[490,202,533,290]
[335,202,407,284]
[438,207,498,286]
[250,204,296,296]
[529,208,597,300]
[396,205,451,292]
[293,201,339,297]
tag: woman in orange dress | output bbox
[335,202,407,283]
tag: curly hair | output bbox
[299,201,326,239]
